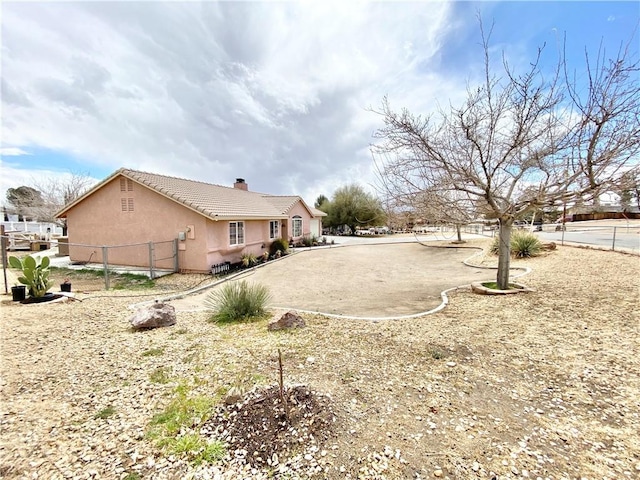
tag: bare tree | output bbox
[564,37,640,204]
[372,20,639,289]
[30,171,95,234]
[379,173,479,241]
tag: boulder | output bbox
[268,311,306,331]
[130,302,176,330]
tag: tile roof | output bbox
[310,207,328,217]
[57,168,318,220]
[263,196,304,214]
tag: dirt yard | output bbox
[166,242,501,317]
[1,239,639,479]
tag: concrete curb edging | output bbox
[131,237,534,321]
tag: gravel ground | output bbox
[1,240,639,479]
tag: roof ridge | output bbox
[121,168,237,191]
[262,194,301,198]
[57,167,302,221]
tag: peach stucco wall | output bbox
[65,176,208,271]
[283,202,313,241]
[64,175,319,273]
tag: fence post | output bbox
[1,227,8,294]
[149,241,155,279]
[173,238,179,273]
[102,246,110,290]
[612,227,617,251]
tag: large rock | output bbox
[130,302,176,329]
[268,311,306,331]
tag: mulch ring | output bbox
[201,384,337,466]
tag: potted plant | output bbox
[11,284,26,302]
[60,278,72,292]
[8,255,54,300]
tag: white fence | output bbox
[1,221,63,236]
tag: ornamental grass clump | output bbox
[511,230,542,257]
[204,280,271,323]
[490,230,543,258]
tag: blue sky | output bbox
[1,1,638,206]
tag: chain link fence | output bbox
[1,235,179,291]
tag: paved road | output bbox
[324,226,640,254]
[322,231,484,246]
[536,227,640,254]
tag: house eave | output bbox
[205,214,289,222]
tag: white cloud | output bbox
[0,1,480,204]
[0,147,31,156]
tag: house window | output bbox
[269,220,279,240]
[292,216,302,237]
[229,221,245,246]
[121,198,134,212]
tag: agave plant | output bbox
[8,255,54,298]
[240,253,258,267]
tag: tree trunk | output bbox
[496,218,513,290]
[456,224,462,242]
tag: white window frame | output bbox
[229,221,245,246]
[292,216,302,237]
[269,220,279,240]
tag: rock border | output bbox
[470,281,535,295]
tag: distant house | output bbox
[55,168,324,273]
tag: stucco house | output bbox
[55,168,325,273]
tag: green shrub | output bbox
[269,238,289,256]
[301,234,318,247]
[490,230,542,258]
[204,280,271,323]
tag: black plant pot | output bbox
[22,293,62,304]
[11,285,26,302]
[60,283,72,292]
